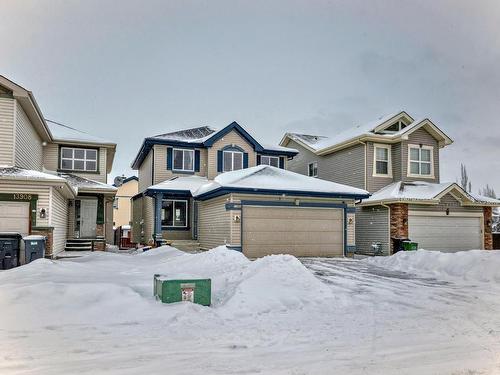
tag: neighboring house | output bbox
[280,111,500,254]
[0,75,117,257]
[112,176,138,227]
[131,122,369,257]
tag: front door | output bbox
[80,199,98,238]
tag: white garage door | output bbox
[242,206,344,258]
[408,214,482,252]
[0,201,30,236]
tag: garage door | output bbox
[408,214,482,252]
[0,201,30,236]
[242,206,344,258]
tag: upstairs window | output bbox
[223,150,243,172]
[308,162,318,177]
[173,149,194,172]
[260,155,279,168]
[408,145,433,177]
[381,120,407,134]
[60,147,98,172]
[373,144,392,177]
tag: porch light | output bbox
[39,208,47,219]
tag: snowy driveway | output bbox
[1,247,500,375]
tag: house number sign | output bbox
[13,193,33,200]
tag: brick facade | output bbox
[94,223,106,251]
[389,203,409,253]
[484,207,493,250]
[31,227,54,258]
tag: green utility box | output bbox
[154,274,211,306]
[402,241,418,251]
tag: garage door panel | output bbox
[0,201,30,236]
[409,214,482,252]
[242,206,344,257]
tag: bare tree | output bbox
[460,163,472,192]
[480,184,497,199]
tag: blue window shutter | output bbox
[243,153,249,169]
[279,156,285,169]
[256,155,261,165]
[194,150,200,172]
[166,147,173,170]
[217,150,223,172]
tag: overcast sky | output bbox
[2,0,499,192]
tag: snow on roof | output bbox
[194,165,369,197]
[0,166,67,182]
[468,193,500,205]
[46,120,115,145]
[151,126,217,143]
[59,173,117,193]
[147,176,209,194]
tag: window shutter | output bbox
[243,153,249,169]
[279,156,285,169]
[256,155,261,165]
[217,150,223,172]
[194,150,200,172]
[166,147,172,170]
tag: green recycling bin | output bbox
[154,274,211,306]
[402,241,418,251]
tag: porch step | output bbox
[65,239,94,251]
[169,240,202,253]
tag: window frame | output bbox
[161,199,189,228]
[223,150,244,172]
[372,143,393,178]
[172,148,195,172]
[260,155,280,167]
[59,146,99,173]
[407,144,434,178]
[308,161,318,178]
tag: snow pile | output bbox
[364,249,500,283]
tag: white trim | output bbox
[60,146,98,172]
[408,210,483,218]
[172,148,195,172]
[223,150,244,172]
[260,155,280,167]
[372,143,393,178]
[161,199,188,228]
[407,144,435,179]
[308,161,318,178]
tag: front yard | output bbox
[1,247,500,374]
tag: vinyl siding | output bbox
[286,140,365,190]
[392,143,402,182]
[402,128,440,183]
[0,183,51,228]
[409,193,483,213]
[198,195,231,249]
[50,187,68,256]
[15,102,43,170]
[105,199,114,243]
[131,196,143,243]
[43,143,108,183]
[153,145,208,185]
[138,150,153,192]
[355,205,390,255]
[207,130,257,180]
[0,97,15,165]
[130,195,155,244]
[366,142,394,193]
[143,196,154,243]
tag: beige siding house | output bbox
[0,75,117,258]
[113,176,138,228]
[131,122,369,257]
[281,111,500,254]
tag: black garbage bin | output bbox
[391,237,410,254]
[0,233,22,270]
[23,235,46,264]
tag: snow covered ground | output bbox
[1,247,500,375]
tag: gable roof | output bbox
[359,180,500,207]
[46,119,116,146]
[194,165,369,200]
[280,111,453,156]
[132,121,298,169]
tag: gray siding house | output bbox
[280,111,499,254]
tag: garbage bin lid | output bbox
[0,232,23,238]
[23,235,46,241]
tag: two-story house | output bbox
[280,111,499,254]
[112,176,138,228]
[0,75,117,258]
[131,121,369,257]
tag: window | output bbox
[260,155,280,167]
[308,162,318,177]
[373,144,392,177]
[161,200,188,228]
[223,150,243,172]
[113,198,119,209]
[60,147,98,172]
[408,145,433,177]
[173,149,194,172]
[381,120,407,134]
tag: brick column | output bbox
[389,203,409,253]
[94,223,106,251]
[31,227,54,258]
[484,207,493,250]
